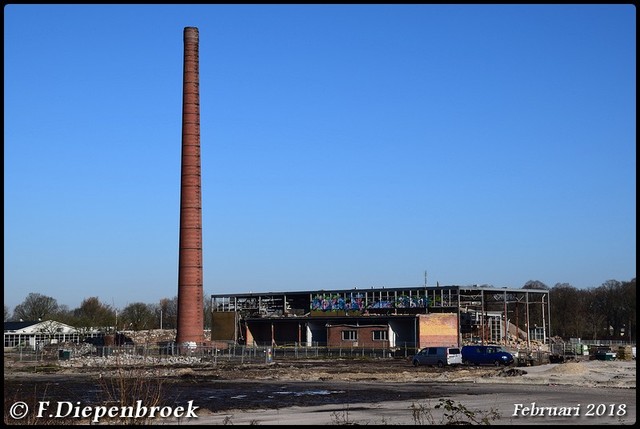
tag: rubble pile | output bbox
[58,353,202,368]
[492,367,527,377]
[616,345,634,360]
[118,329,176,345]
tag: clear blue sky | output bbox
[4,4,636,312]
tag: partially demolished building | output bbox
[211,285,550,352]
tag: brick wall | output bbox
[417,313,458,348]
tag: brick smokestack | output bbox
[176,26,204,345]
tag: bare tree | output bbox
[571,290,590,340]
[73,297,116,332]
[120,302,156,331]
[12,293,60,321]
[158,296,178,329]
[584,288,607,340]
[550,283,579,339]
[52,304,74,325]
[522,280,549,290]
[619,278,636,342]
[204,293,213,330]
[599,279,633,339]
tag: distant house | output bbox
[3,320,101,350]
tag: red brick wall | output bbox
[327,325,389,348]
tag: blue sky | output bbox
[4,4,636,312]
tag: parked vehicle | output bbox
[461,345,514,366]
[412,346,462,368]
[594,347,617,361]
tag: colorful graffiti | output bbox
[311,294,365,312]
[311,293,431,312]
[395,295,430,308]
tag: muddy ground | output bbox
[5,358,495,412]
[4,357,637,425]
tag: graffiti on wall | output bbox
[311,294,365,312]
[311,293,431,313]
[395,295,430,308]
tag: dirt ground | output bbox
[6,354,636,387]
[4,356,636,425]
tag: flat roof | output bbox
[211,285,548,298]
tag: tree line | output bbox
[547,278,635,341]
[4,295,192,332]
[4,278,636,342]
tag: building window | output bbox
[341,330,357,341]
[372,330,388,341]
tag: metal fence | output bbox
[579,340,636,346]
[5,342,404,365]
[7,338,635,365]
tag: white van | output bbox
[412,346,462,367]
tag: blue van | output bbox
[461,345,514,366]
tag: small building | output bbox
[3,320,101,350]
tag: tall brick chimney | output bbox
[176,26,204,346]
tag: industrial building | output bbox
[211,285,550,352]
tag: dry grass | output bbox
[95,355,167,425]
[5,354,169,425]
[4,384,76,425]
